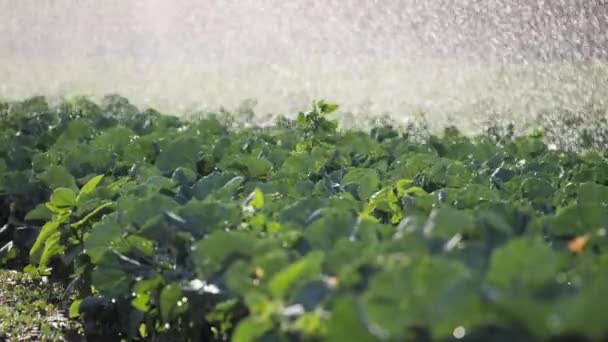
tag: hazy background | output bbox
[1,0,607,131]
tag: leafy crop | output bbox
[2,95,608,341]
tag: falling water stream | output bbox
[1,1,607,140]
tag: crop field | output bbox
[1,95,608,341]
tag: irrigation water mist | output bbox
[1,1,607,140]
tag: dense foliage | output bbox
[2,95,608,341]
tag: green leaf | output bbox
[131,276,163,312]
[578,182,608,205]
[160,283,188,322]
[317,100,339,114]
[552,203,608,236]
[178,200,241,238]
[244,188,265,210]
[131,292,152,312]
[486,236,562,293]
[39,231,65,266]
[38,165,78,191]
[342,168,381,200]
[50,187,77,208]
[78,174,104,199]
[192,172,239,200]
[446,162,474,188]
[231,317,273,342]
[268,251,324,299]
[226,155,273,179]
[456,184,500,208]
[304,209,358,250]
[91,255,134,298]
[24,204,54,222]
[69,299,82,318]
[559,274,608,339]
[521,177,554,207]
[126,235,154,257]
[362,256,472,339]
[71,201,114,228]
[171,167,197,185]
[156,137,200,173]
[423,206,475,239]
[193,231,255,277]
[117,194,178,227]
[84,220,122,263]
[279,197,327,227]
[326,296,377,342]
[29,221,60,264]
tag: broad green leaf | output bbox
[268,251,324,299]
[69,299,82,318]
[171,167,197,185]
[126,235,154,257]
[226,155,273,179]
[193,231,255,277]
[156,136,200,173]
[160,283,188,322]
[362,256,472,339]
[559,275,608,339]
[39,231,65,266]
[552,204,608,235]
[90,127,133,152]
[84,220,122,263]
[178,200,241,237]
[456,184,500,208]
[92,255,134,298]
[342,168,381,200]
[50,187,77,208]
[391,152,439,179]
[131,292,152,312]
[578,182,608,205]
[24,204,53,222]
[192,172,239,200]
[78,174,104,198]
[423,206,475,239]
[279,197,327,227]
[430,160,473,188]
[486,236,562,293]
[326,296,377,342]
[521,177,554,208]
[117,194,178,227]
[231,317,273,342]
[29,221,60,264]
[304,209,357,250]
[38,165,78,191]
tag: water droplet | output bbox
[548,314,562,330]
[453,326,466,339]
[283,304,305,317]
[189,279,204,290]
[203,284,220,294]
